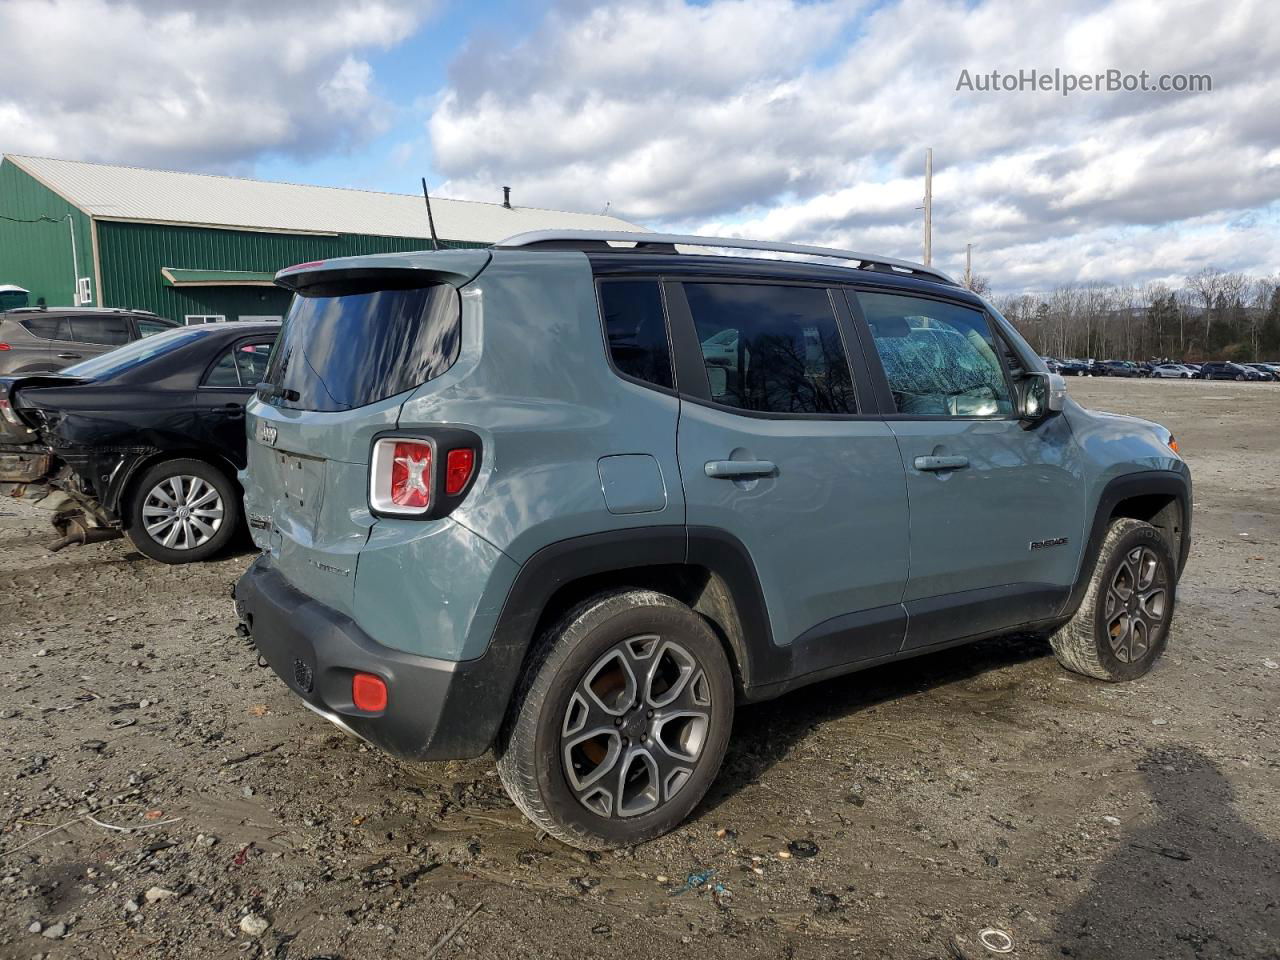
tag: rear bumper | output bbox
[234,554,515,761]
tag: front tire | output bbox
[1050,518,1176,681]
[125,458,239,564]
[496,590,734,850]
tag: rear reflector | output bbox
[445,448,475,495]
[352,672,387,712]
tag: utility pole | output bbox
[963,243,972,290]
[922,147,933,267]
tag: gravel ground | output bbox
[1,377,1277,960]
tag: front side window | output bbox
[684,283,856,414]
[69,315,130,346]
[598,280,673,390]
[857,292,1013,417]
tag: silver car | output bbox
[1150,363,1195,379]
[0,308,177,374]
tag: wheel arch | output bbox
[486,527,775,718]
[112,448,240,523]
[1062,470,1191,620]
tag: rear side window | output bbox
[19,316,65,340]
[204,341,274,387]
[263,285,460,412]
[684,282,856,414]
[857,292,1013,417]
[598,280,673,390]
[69,315,130,346]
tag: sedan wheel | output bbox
[143,475,225,551]
[126,458,240,564]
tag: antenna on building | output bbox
[421,177,440,251]
[503,186,512,209]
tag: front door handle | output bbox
[56,353,82,360]
[914,455,969,472]
[704,459,776,479]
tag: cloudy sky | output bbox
[1,0,1276,292]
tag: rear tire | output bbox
[496,590,734,850]
[1050,518,1176,681]
[125,458,239,564]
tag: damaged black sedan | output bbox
[0,322,277,563]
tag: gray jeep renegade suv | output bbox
[235,230,1190,850]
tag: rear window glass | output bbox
[263,285,461,412]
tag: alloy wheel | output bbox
[1103,545,1168,663]
[561,634,712,819]
[142,475,225,550]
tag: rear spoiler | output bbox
[274,249,493,296]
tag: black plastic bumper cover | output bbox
[235,555,512,761]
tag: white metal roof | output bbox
[4,155,643,243]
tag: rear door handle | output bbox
[914,455,969,472]
[225,402,244,420]
[56,353,82,360]
[704,459,776,479]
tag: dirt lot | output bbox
[1,377,1277,960]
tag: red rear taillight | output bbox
[391,441,432,508]
[445,448,475,495]
[369,436,478,517]
[0,343,10,351]
[352,672,387,712]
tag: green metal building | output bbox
[0,155,639,323]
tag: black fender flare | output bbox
[470,526,776,751]
[1061,469,1192,620]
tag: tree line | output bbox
[984,268,1280,362]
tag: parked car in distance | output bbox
[234,230,1190,851]
[0,322,278,562]
[1099,359,1142,377]
[1199,360,1266,381]
[1244,363,1279,381]
[0,307,178,375]
[1056,357,1092,376]
[1150,363,1196,379]
[1182,363,1203,377]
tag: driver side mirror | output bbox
[1018,371,1066,425]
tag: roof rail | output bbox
[495,229,959,286]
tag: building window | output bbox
[184,314,227,325]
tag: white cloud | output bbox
[0,0,435,171]
[428,0,1280,292]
